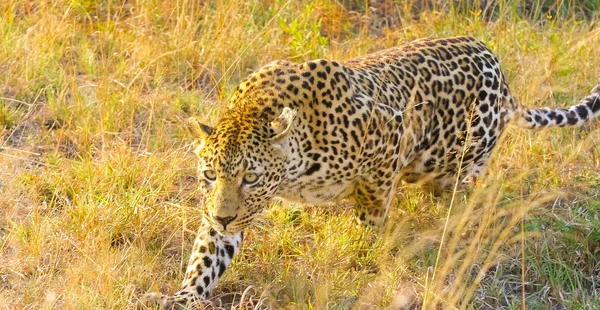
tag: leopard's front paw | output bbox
[128,292,169,310]
[129,292,201,310]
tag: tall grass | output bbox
[1,0,599,309]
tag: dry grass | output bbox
[1,0,600,309]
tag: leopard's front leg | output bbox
[352,178,398,230]
[136,220,243,309]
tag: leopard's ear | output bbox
[270,107,295,147]
[187,117,213,156]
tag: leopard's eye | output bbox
[243,172,259,184]
[203,169,217,181]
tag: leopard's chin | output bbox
[216,229,237,236]
[211,224,242,236]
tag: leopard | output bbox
[135,36,600,309]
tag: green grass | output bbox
[1,0,600,309]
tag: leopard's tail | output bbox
[515,83,600,129]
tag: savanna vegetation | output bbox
[1,0,599,309]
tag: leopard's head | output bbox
[187,108,295,236]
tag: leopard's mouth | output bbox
[211,213,259,236]
[208,215,239,235]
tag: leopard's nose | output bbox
[214,215,236,228]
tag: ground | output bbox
[1,0,600,309]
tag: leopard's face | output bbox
[190,111,294,236]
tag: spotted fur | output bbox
[135,36,600,309]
